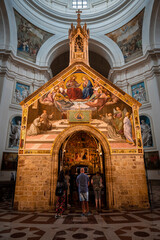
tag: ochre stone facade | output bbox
[14,153,149,211]
[14,155,52,211]
[111,154,149,209]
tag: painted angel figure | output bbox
[39,86,74,112]
[40,89,56,105]
[54,89,74,111]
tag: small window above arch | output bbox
[72,0,88,9]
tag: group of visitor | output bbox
[55,168,103,218]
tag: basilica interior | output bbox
[0,0,160,239]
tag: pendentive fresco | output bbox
[15,11,52,62]
[106,10,144,62]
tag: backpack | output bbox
[55,182,64,196]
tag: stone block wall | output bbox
[14,155,53,211]
[111,154,150,209]
[14,153,150,211]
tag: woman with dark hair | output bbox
[91,172,103,211]
[55,170,67,218]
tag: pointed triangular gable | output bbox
[20,62,141,108]
[19,62,143,155]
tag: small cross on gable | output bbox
[76,10,82,27]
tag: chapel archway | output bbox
[58,130,106,206]
[50,125,113,209]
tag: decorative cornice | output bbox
[109,49,160,82]
[0,50,51,79]
[139,102,152,111]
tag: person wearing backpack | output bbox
[55,170,67,218]
[91,172,103,211]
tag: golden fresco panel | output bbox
[19,69,143,155]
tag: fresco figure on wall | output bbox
[27,110,54,136]
[82,76,93,99]
[15,11,52,62]
[101,113,122,140]
[123,112,135,145]
[42,89,55,105]
[66,75,83,100]
[9,116,21,148]
[54,88,74,111]
[40,110,54,131]
[113,107,125,134]
[86,89,119,112]
[39,86,74,111]
[106,10,144,62]
[140,117,153,147]
[85,88,110,107]
[27,116,43,136]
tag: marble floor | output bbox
[0,205,160,240]
[0,182,160,240]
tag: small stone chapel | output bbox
[14,11,149,211]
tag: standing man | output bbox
[76,168,90,216]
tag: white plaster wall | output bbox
[143,75,160,149]
[0,75,15,162]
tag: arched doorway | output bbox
[50,125,113,209]
[58,130,105,207]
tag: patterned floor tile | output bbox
[63,214,97,224]
[0,213,27,222]
[115,225,160,240]
[133,211,160,222]
[21,214,56,224]
[53,227,108,240]
[0,184,160,240]
[101,213,140,224]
